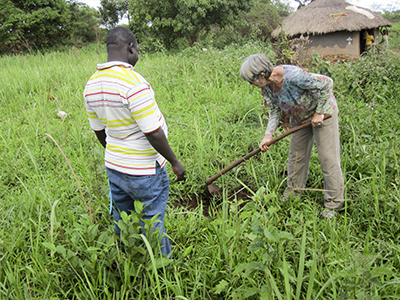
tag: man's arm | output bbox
[94,129,107,148]
[145,128,185,182]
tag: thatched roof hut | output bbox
[272,0,392,57]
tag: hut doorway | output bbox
[360,29,374,54]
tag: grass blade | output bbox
[140,234,162,299]
[295,227,307,299]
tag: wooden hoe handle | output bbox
[205,114,332,185]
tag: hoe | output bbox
[205,115,332,196]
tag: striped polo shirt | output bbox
[83,61,167,175]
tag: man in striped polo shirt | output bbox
[83,27,185,256]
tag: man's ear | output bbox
[128,42,134,53]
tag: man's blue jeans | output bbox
[106,163,171,256]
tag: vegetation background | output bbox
[1,0,400,299]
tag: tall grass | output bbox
[388,22,400,51]
[0,42,399,299]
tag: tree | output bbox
[68,1,101,45]
[241,0,291,41]
[99,0,128,29]
[0,0,102,54]
[381,9,400,22]
[0,0,70,53]
[128,0,252,48]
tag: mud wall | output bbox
[307,31,360,58]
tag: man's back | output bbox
[84,61,167,176]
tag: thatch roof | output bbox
[271,0,392,38]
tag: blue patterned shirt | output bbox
[262,65,338,135]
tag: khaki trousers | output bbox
[285,111,344,210]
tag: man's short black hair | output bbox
[106,27,137,47]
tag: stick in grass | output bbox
[45,133,93,222]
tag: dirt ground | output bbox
[173,185,255,217]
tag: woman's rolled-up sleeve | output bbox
[264,94,282,135]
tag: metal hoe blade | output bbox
[208,183,221,197]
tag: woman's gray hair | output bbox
[239,54,274,82]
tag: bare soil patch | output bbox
[173,185,255,217]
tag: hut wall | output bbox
[307,31,360,58]
[373,28,380,43]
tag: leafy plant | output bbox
[129,0,252,48]
[0,0,101,54]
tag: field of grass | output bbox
[0,41,399,299]
[389,22,400,50]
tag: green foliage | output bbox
[41,204,168,298]
[387,22,400,51]
[240,0,291,41]
[197,0,291,50]
[0,0,101,54]
[381,9,400,23]
[272,30,295,64]
[129,0,252,49]
[306,48,400,107]
[199,24,246,49]
[99,0,128,29]
[68,1,103,47]
[0,0,70,53]
[130,0,291,51]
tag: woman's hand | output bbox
[311,113,324,127]
[260,134,273,152]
